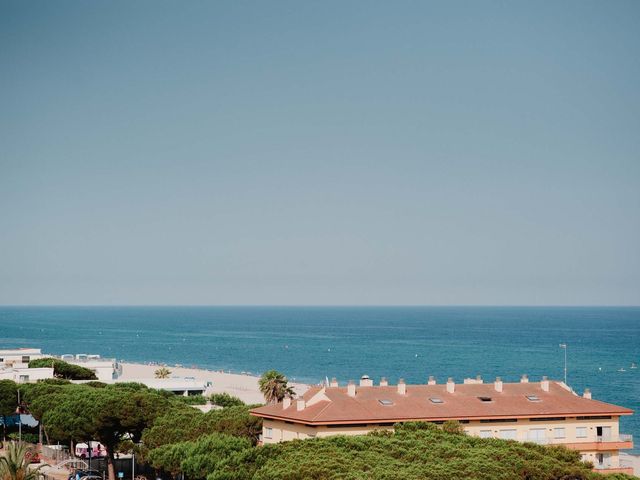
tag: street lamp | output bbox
[559,343,567,385]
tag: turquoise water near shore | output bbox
[1,306,638,450]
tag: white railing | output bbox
[597,434,633,443]
[527,434,632,445]
[41,445,72,463]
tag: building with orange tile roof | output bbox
[251,375,634,475]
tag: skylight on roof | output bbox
[378,399,394,406]
[478,396,493,402]
[429,397,444,404]
[526,395,541,402]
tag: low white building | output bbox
[117,377,211,396]
[61,354,122,381]
[0,348,45,367]
[0,365,54,383]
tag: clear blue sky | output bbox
[1,1,638,305]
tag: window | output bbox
[554,427,566,439]
[499,429,517,440]
[528,428,546,443]
[429,397,444,404]
[480,418,517,423]
[19,375,29,382]
[479,430,493,439]
[264,427,273,439]
[378,399,393,406]
[576,427,587,438]
[22,356,30,363]
[577,415,611,420]
[530,417,566,422]
[526,395,541,402]
[478,396,493,402]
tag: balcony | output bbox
[592,465,635,475]
[563,434,633,452]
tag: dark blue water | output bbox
[1,306,638,449]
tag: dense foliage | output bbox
[210,393,244,408]
[142,405,262,450]
[0,380,18,416]
[28,358,97,380]
[16,381,179,480]
[173,394,208,405]
[1,379,260,480]
[208,423,637,480]
[148,434,251,479]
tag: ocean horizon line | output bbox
[1,304,640,309]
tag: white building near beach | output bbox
[61,354,122,381]
[0,348,45,367]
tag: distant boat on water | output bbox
[631,363,637,369]
[618,367,626,372]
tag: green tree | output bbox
[34,384,171,480]
[0,442,47,480]
[149,434,251,480]
[0,380,18,416]
[142,405,262,451]
[257,370,294,404]
[28,358,97,380]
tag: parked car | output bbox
[68,469,102,480]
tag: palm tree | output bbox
[154,367,171,379]
[0,442,46,480]
[258,370,295,404]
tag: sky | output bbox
[1,1,639,305]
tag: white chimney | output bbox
[347,380,356,397]
[446,377,455,394]
[380,377,388,387]
[494,377,503,393]
[583,388,592,400]
[520,374,529,383]
[428,376,436,385]
[360,375,373,387]
[283,397,292,409]
[397,378,406,395]
[541,376,549,392]
[330,377,338,388]
[296,398,306,411]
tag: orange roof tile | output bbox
[251,381,632,425]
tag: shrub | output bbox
[210,393,244,408]
[28,358,97,380]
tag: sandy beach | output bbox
[118,362,310,405]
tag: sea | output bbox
[1,306,638,451]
